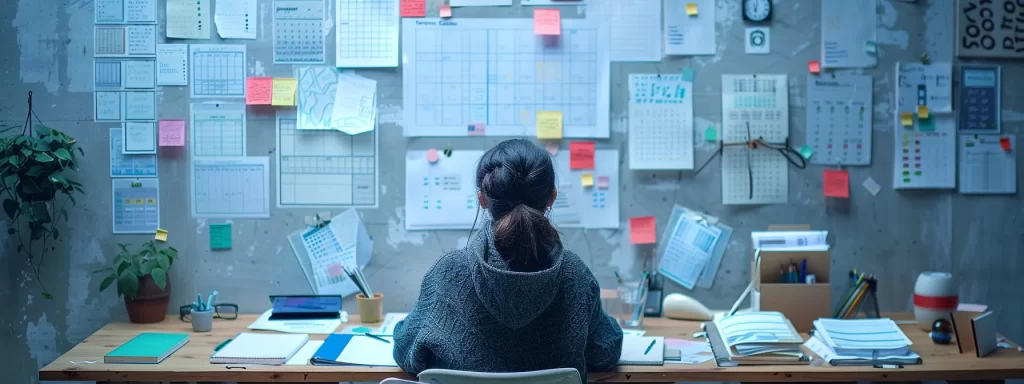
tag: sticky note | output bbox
[401,0,425,17]
[918,117,934,132]
[426,148,439,163]
[917,105,929,119]
[862,176,881,196]
[569,141,595,169]
[158,120,186,146]
[352,326,372,333]
[272,78,298,106]
[823,169,850,198]
[467,122,486,136]
[629,216,656,244]
[210,223,232,250]
[245,77,273,105]
[327,264,344,278]
[581,173,594,187]
[681,67,695,82]
[1000,137,1012,151]
[704,126,716,141]
[865,40,877,54]
[545,141,559,156]
[901,112,913,127]
[808,60,821,74]
[536,111,563,139]
[534,8,561,36]
[685,2,698,16]
[597,176,610,189]
[154,228,168,242]
[440,4,452,18]
[799,145,814,160]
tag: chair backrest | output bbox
[380,378,426,384]
[418,368,581,384]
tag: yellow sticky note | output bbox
[686,2,698,16]
[272,78,298,106]
[155,228,168,242]
[917,105,929,119]
[536,111,563,139]
[901,112,913,127]
[581,173,594,187]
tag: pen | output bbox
[364,332,391,344]
[196,294,204,311]
[800,259,807,283]
[643,339,657,355]
[614,271,623,284]
[214,338,233,351]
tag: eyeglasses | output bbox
[179,303,239,322]
[695,121,807,199]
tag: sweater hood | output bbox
[469,218,564,329]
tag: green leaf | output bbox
[116,260,131,276]
[151,268,167,291]
[33,124,50,137]
[99,275,116,292]
[42,292,53,300]
[92,267,113,275]
[117,274,139,297]
[77,147,84,156]
[60,208,68,222]
[33,153,54,162]
[29,202,51,223]
[54,148,72,161]
[4,174,19,187]
[140,260,154,275]
[3,199,17,220]
[157,254,170,270]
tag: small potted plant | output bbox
[95,241,178,324]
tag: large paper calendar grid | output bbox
[721,75,789,205]
[192,161,269,217]
[192,113,245,157]
[190,47,246,97]
[277,114,379,208]
[402,18,609,138]
[628,74,693,170]
[806,75,873,165]
[336,0,399,67]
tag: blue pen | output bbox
[197,294,204,311]
[207,290,218,310]
[800,259,807,283]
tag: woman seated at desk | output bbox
[393,139,624,379]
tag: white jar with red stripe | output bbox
[913,272,958,331]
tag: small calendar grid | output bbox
[721,74,789,205]
[337,0,398,63]
[193,116,244,157]
[274,0,326,64]
[191,50,246,96]
[192,163,268,216]
[628,74,693,170]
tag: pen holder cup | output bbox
[191,309,214,332]
[357,293,384,323]
[615,282,647,329]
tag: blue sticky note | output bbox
[352,326,372,333]
[681,67,695,82]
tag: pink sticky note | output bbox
[327,264,344,278]
[545,142,560,156]
[246,77,273,105]
[534,9,561,36]
[158,120,186,147]
[440,4,452,18]
[823,169,850,198]
[401,0,426,17]
[808,60,821,74]
[597,176,609,189]
[569,141,595,170]
[629,216,656,244]
[426,148,439,163]
[468,122,486,136]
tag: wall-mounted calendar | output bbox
[806,75,873,166]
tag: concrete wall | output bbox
[2,0,1022,383]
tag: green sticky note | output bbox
[864,40,877,54]
[353,326,372,333]
[210,223,232,250]
[704,126,717,141]
[918,117,935,132]
[799,145,814,160]
[681,67,695,82]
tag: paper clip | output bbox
[313,214,331,229]
[920,52,931,65]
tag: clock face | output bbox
[744,0,772,22]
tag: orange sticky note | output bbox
[1000,137,1012,151]
[685,2,698,16]
[401,0,426,17]
[534,8,561,36]
[823,169,850,198]
[808,60,821,74]
[245,77,273,105]
[569,141,595,170]
[440,4,452,18]
[629,216,656,244]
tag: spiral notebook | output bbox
[618,335,664,366]
[210,333,309,365]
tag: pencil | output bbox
[842,282,870,319]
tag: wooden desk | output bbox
[40,314,1024,383]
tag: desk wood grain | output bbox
[40,314,1024,383]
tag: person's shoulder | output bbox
[558,248,600,286]
[424,248,474,278]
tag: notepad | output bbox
[618,335,664,366]
[210,333,309,365]
[311,334,398,366]
[105,333,189,364]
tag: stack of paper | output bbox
[706,312,808,365]
[804,318,921,366]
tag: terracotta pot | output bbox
[124,274,171,324]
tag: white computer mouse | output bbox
[662,293,714,321]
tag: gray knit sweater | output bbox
[393,221,623,380]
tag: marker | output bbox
[643,339,657,355]
[214,338,233,351]
[364,333,391,344]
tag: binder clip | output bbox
[443,145,453,157]
[920,52,931,65]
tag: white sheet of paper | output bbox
[520,0,586,5]
[549,182,582,227]
[862,176,881,196]
[95,59,158,90]
[587,0,661,62]
[402,18,610,138]
[405,150,484,230]
[124,91,156,120]
[721,74,789,205]
[156,44,189,86]
[330,73,377,134]
[336,0,399,68]
[301,216,362,295]
[806,75,873,165]
[276,110,379,208]
[112,178,160,234]
[110,128,158,178]
[821,0,877,68]
[658,214,723,290]
[123,122,157,154]
[190,45,246,98]
[127,25,157,56]
[123,60,156,89]
[893,62,955,189]
[248,309,342,334]
[628,74,693,170]
[664,0,715,55]
[190,102,247,158]
[191,157,271,218]
[297,67,343,130]
[94,91,122,121]
[167,0,211,39]
[959,135,1016,194]
[335,336,398,366]
[94,60,124,89]
[96,0,158,24]
[273,0,326,64]
[95,25,157,57]
[450,0,512,6]
[215,0,258,39]
[896,62,953,113]
[285,340,323,365]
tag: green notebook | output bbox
[105,333,190,364]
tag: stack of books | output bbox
[804,318,922,366]
[705,311,809,366]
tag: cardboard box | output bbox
[752,249,831,332]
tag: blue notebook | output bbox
[310,334,397,366]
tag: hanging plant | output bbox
[0,92,86,299]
